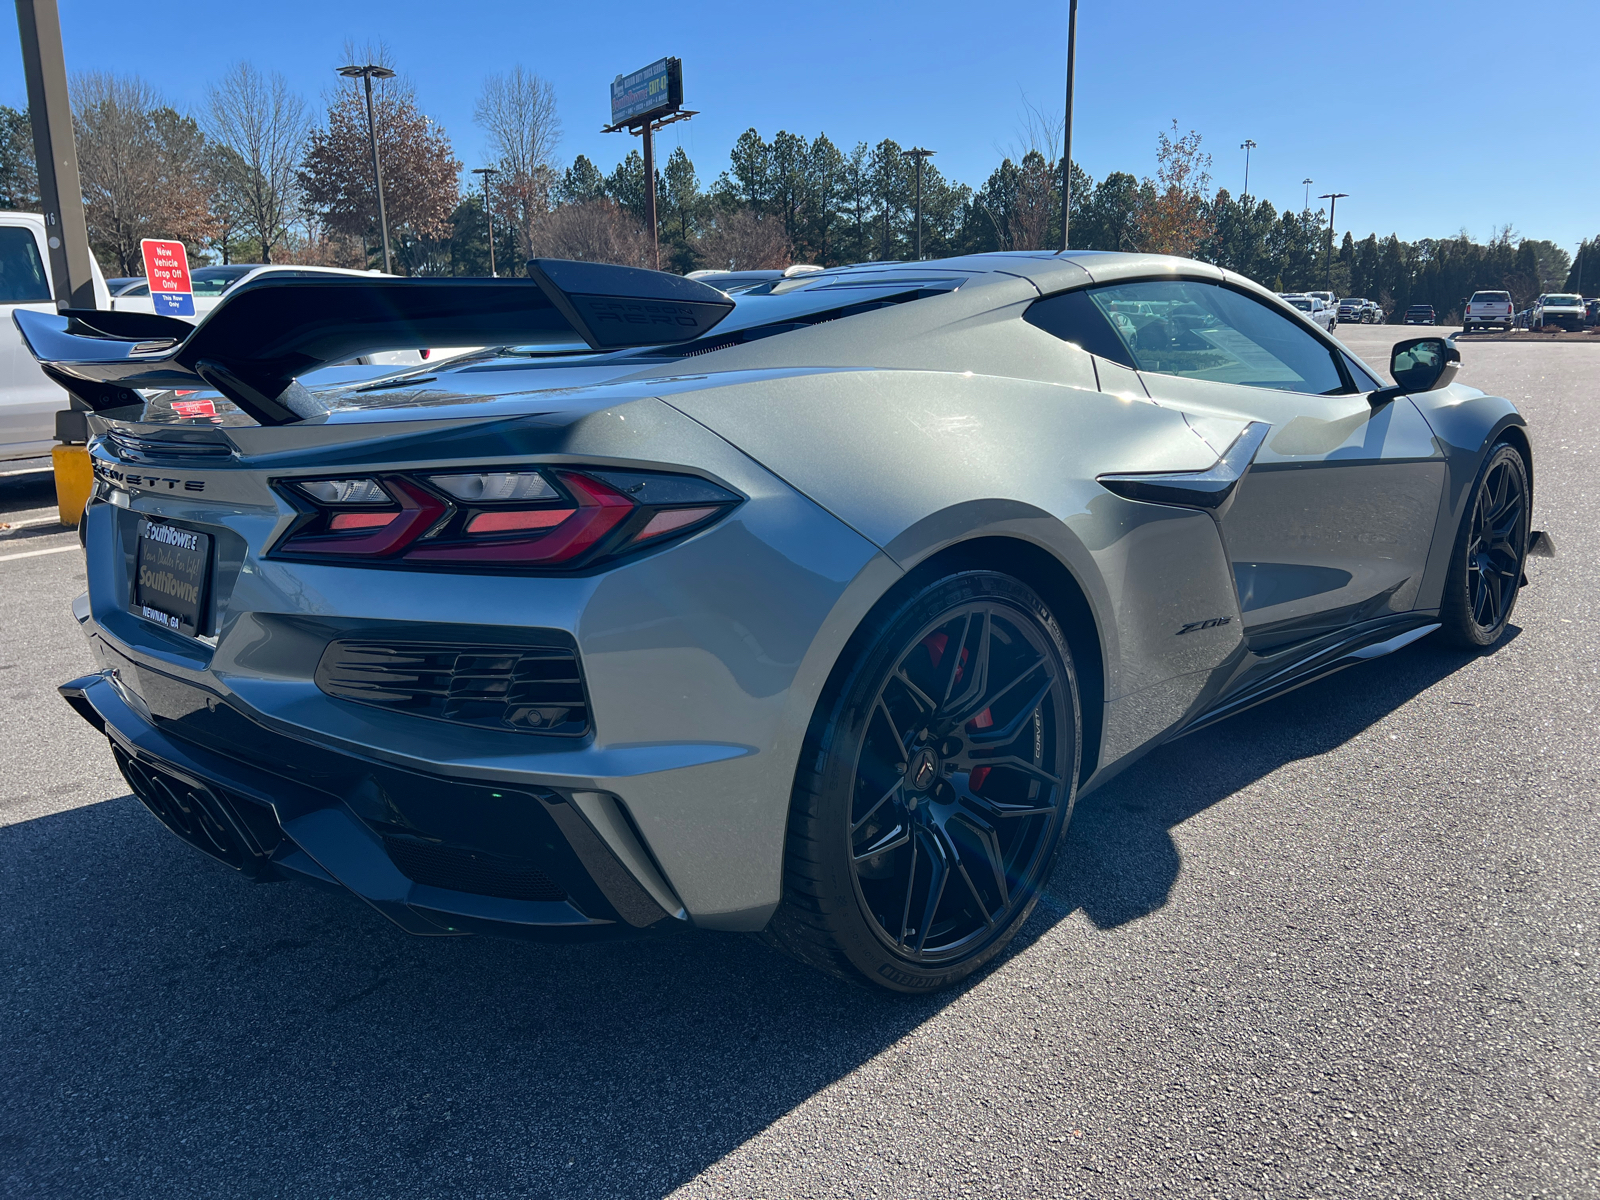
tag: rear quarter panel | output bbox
[662,366,1247,771]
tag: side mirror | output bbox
[1370,336,1461,406]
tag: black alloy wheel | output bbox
[767,572,1079,992]
[1440,442,1530,648]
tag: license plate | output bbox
[132,520,212,636]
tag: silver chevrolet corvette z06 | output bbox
[16,254,1552,992]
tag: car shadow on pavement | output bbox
[1039,633,1509,933]
[0,635,1493,1199]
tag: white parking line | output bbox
[0,544,77,563]
[1,515,62,530]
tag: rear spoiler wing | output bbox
[12,259,734,426]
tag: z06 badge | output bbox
[1177,616,1232,635]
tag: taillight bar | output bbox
[271,466,740,570]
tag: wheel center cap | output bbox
[908,748,940,792]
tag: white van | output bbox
[0,212,111,462]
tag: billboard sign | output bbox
[140,238,194,318]
[610,57,682,127]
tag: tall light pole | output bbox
[1059,0,1078,251]
[1319,192,1348,291]
[338,63,396,274]
[16,0,96,309]
[472,167,500,277]
[905,148,935,260]
[1240,139,1256,202]
[1302,178,1313,212]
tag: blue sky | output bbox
[5,0,1596,250]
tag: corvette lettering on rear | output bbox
[93,461,205,492]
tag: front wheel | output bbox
[766,571,1080,992]
[1439,442,1531,648]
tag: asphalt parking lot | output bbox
[1,328,1595,1199]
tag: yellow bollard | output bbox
[52,443,94,527]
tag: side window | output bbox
[0,226,51,305]
[1341,352,1382,392]
[1024,288,1136,367]
[1085,279,1351,395]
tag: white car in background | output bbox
[1281,293,1337,333]
[0,211,111,462]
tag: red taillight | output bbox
[330,511,400,531]
[465,508,575,534]
[278,477,447,558]
[273,467,739,569]
[406,473,633,565]
[634,505,721,542]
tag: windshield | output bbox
[190,266,256,296]
[1543,295,1582,306]
[1288,299,1313,311]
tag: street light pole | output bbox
[1302,178,1313,212]
[1240,139,1256,202]
[905,148,935,260]
[1319,192,1348,291]
[472,167,500,277]
[16,0,96,309]
[338,63,396,274]
[1060,0,1078,251]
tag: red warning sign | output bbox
[140,239,195,317]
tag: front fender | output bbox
[1409,385,1529,612]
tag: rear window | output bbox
[0,226,51,304]
[1471,292,1510,303]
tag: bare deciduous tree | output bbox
[204,63,308,263]
[696,207,792,271]
[530,198,652,267]
[73,73,217,274]
[474,67,561,273]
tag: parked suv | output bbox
[1533,294,1586,331]
[1464,290,1515,332]
[1405,304,1436,325]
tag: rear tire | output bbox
[1438,442,1530,649]
[765,571,1080,993]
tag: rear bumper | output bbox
[62,667,685,941]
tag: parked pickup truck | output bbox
[1338,297,1382,324]
[0,212,111,463]
[1464,290,1515,332]
[1281,293,1337,332]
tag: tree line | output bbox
[0,59,1590,322]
